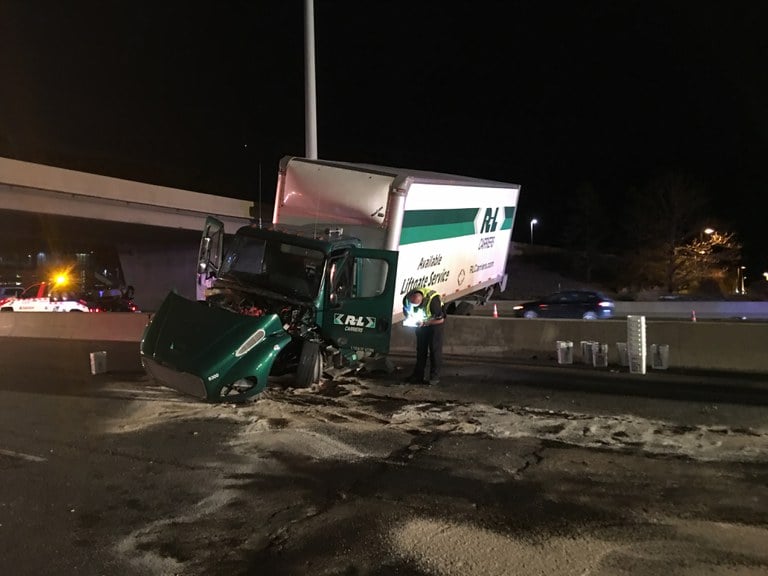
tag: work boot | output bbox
[404,374,425,384]
[428,376,440,385]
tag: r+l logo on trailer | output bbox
[333,314,377,329]
[480,208,499,233]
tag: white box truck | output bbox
[141,157,521,401]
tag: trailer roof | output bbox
[281,156,521,190]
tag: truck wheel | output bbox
[296,341,323,388]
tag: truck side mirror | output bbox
[198,237,211,268]
[198,217,224,277]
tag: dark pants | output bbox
[412,323,444,379]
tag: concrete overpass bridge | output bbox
[0,156,258,310]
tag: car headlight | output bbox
[512,305,523,310]
[235,329,266,357]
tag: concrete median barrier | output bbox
[0,313,150,377]
[484,300,768,320]
[391,317,768,374]
[0,312,151,341]
[0,311,766,375]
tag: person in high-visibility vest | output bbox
[402,287,445,385]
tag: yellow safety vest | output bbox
[403,287,440,320]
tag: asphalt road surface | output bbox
[1,345,767,576]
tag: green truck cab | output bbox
[141,218,398,401]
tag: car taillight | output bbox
[598,301,613,307]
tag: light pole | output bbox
[530,218,538,244]
[739,266,746,295]
[304,0,318,159]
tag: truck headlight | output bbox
[235,329,266,357]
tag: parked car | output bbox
[512,290,615,319]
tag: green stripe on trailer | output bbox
[501,206,516,230]
[400,222,476,244]
[400,208,477,245]
[400,206,517,244]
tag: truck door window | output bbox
[330,254,389,299]
[356,258,389,297]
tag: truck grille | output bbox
[142,357,207,400]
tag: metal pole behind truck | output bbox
[304,0,318,159]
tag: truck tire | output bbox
[296,341,323,388]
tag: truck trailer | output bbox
[140,157,521,401]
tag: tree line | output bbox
[561,171,743,296]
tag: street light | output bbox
[703,227,715,235]
[530,218,538,244]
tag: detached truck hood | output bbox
[140,292,291,401]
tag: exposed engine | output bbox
[205,286,315,336]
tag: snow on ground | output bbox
[389,401,768,463]
[100,377,768,576]
[103,378,768,464]
[388,517,619,576]
[386,516,768,576]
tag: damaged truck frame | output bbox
[140,157,520,402]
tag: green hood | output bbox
[141,292,290,400]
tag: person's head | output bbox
[407,290,424,306]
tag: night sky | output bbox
[1,1,766,267]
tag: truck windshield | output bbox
[219,235,324,300]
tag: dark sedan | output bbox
[512,290,615,319]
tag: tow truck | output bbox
[0,273,92,312]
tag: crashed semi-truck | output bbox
[140,157,521,401]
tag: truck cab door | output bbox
[197,217,224,300]
[322,247,399,354]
